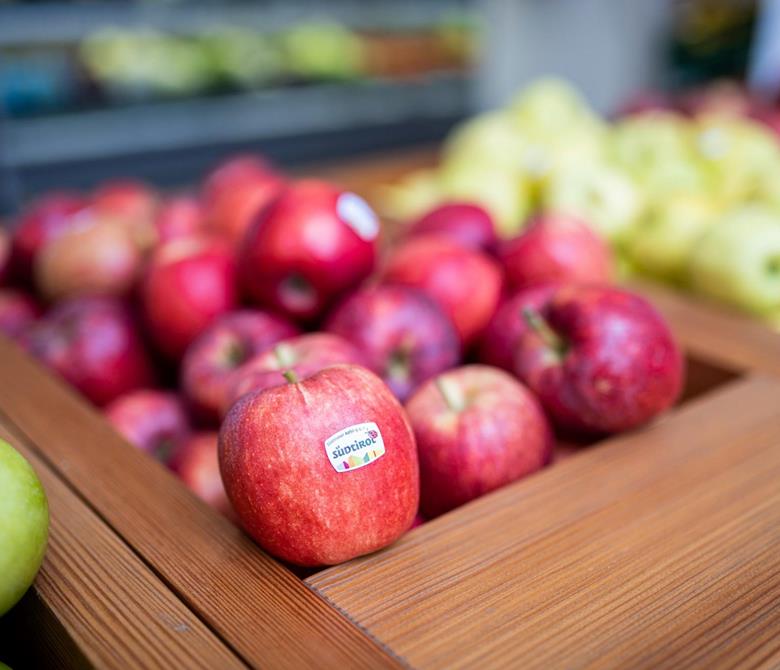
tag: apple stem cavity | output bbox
[282,369,300,384]
[436,376,466,413]
[523,307,567,356]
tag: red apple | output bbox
[0,226,10,285]
[104,389,189,462]
[325,285,460,401]
[224,332,366,411]
[202,155,285,244]
[240,180,379,322]
[515,285,684,435]
[11,192,88,282]
[219,363,419,565]
[181,309,299,424]
[22,297,154,406]
[0,289,41,339]
[168,432,231,516]
[382,234,502,346]
[92,179,158,248]
[141,235,238,359]
[34,214,143,300]
[408,202,497,252]
[406,365,552,518]
[498,213,613,290]
[477,283,560,371]
[154,195,206,244]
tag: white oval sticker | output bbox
[337,192,380,242]
[324,422,385,473]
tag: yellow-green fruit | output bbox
[0,439,49,616]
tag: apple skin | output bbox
[10,192,89,283]
[325,285,460,401]
[408,202,497,252]
[154,195,206,244]
[498,213,613,290]
[141,235,238,360]
[202,155,285,244]
[514,285,684,435]
[104,390,190,462]
[34,215,143,300]
[224,332,367,412]
[477,283,559,371]
[382,234,503,346]
[0,289,40,340]
[240,180,379,322]
[0,438,48,616]
[22,297,154,407]
[181,309,300,424]
[168,432,232,517]
[219,364,419,566]
[92,179,159,227]
[405,365,552,518]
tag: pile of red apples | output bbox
[0,154,684,567]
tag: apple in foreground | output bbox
[408,202,497,252]
[0,290,41,339]
[141,236,238,359]
[223,332,366,411]
[168,432,231,516]
[240,180,379,322]
[383,234,503,346]
[326,285,460,401]
[515,285,684,435]
[498,213,613,290]
[219,364,419,565]
[405,365,551,518]
[181,309,299,423]
[23,297,154,406]
[104,390,190,462]
[477,283,559,371]
[0,438,48,616]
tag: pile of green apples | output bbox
[381,78,780,328]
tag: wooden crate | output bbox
[2,150,780,669]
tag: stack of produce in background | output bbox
[0,143,685,566]
[382,78,780,329]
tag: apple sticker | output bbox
[324,421,386,473]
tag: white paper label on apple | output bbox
[337,192,380,241]
[324,422,386,473]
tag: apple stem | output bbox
[282,369,299,384]
[522,307,567,355]
[436,376,465,413]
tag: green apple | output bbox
[627,194,717,284]
[281,23,364,80]
[0,439,48,616]
[689,205,780,315]
[443,111,527,172]
[377,169,444,223]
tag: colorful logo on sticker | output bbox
[324,421,386,473]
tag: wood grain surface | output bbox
[0,336,403,670]
[0,421,244,670]
[308,376,780,669]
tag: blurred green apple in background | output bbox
[689,205,780,315]
[0,438,48,617]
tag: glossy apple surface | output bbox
[219,364,419,565]
[406,365,551,518]
[168,432,231,516]
[0,289,40,340]
[141,236,238,359]
[498,213,613,290]
[0,438,49,616]
[240,180,379,322]
[408,202,497,252]
[326,285,460,401]
[477,283,559,370]
[224,332,366,411]
[383,234,503,346]
[105,390,190,462]
[22,297,154,406]
[181,309,299,423]
[515,285,684,435]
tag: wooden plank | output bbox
[308,376,780,670]
[0,421,244,670]
[0,336,403,670]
